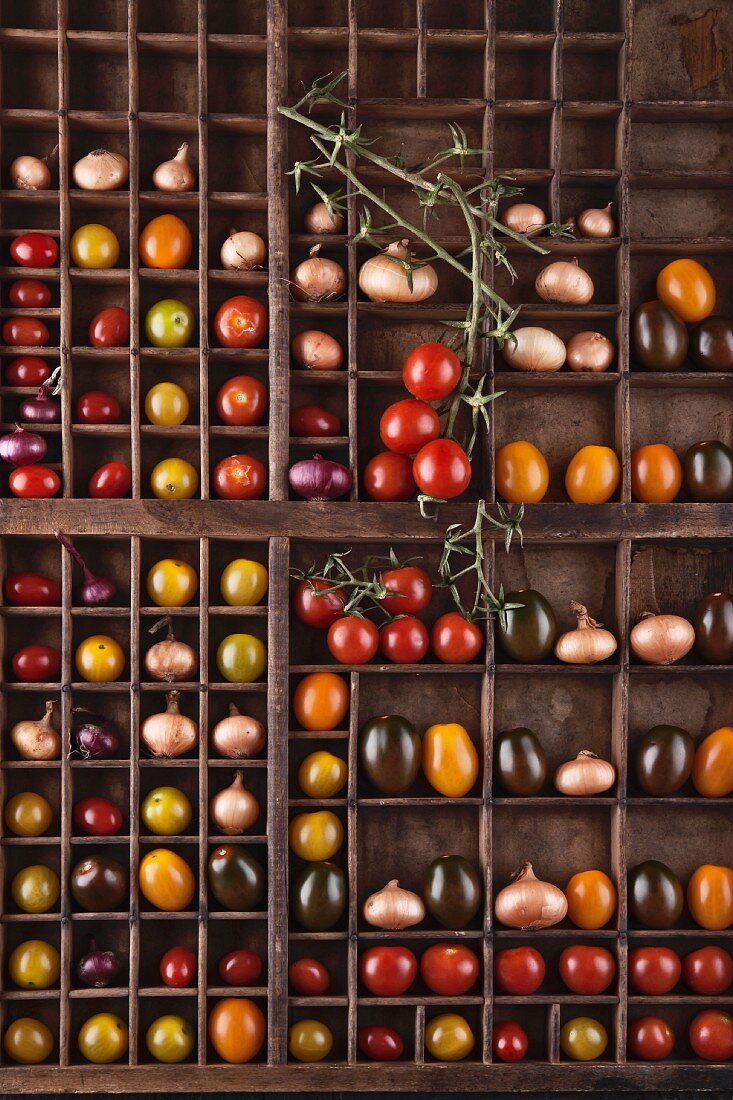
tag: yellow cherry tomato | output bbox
[75,634,125,682]
[565,445,620,504]
[78,1012,129,1064]
[146,558,198,607]
[560,1016,608,1061]
[11,864,60,914]
[220,558,269,607]
[141,786,192,836]
[3,1017,54,1064]
[422,723,479,798]
[150,457,199,500]
[139,847,195,912]
[657,258,716,323]
[298,750,347,798]
[216,633,266,684]
[424,1013,474,1061]
[496,440,549,504]
[631,443,682,503]
[288,1018,333,1063]
[9,940,60,989]
[70,223,120,269]
[144,382,189,426]
[145,1013,195,1064]
[4,791,52,837]
[139,214,192,270]
[289,810,344,861]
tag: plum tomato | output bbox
[160,946,196,988]
[627,1015,675,1061]
[357,1025,404,1062]
[402,342,461,400]
[290,404,341,438]
[139,214,192,270]
[9,279,51,308]
[631,443,683,504]
[431,611,483,664]
[4,572,60,607]
[3,316,49,347]
[89,306,130,348]
[88,461,132,499]
[628,946,681,995]
[363,451,416,502]
[72,797,123,837]
[218,949,263,987]
[378,615,429,663]
[213,295,267,349]
[4,356,50,386]
[12,644,62,683]
[494,946,545,995]
[657,258,716,324]
[327,615,379,665]
[559,945,616,995]
[682,946,733,995]
[381,565,432,616]
[293,578,345,629]
[359,946,417,996]
[215,374,268,427]
[493,1020,528,1063]
[76,391,121,425]
[9,465,60,499]
[379,398,440,455]
[688,1009,733,1061]
[289,957,330,996]
[496,440,549,505]
[11,232,58,268]
[420,943,479,996]
[212,454,267,500]
[413,439,471,499]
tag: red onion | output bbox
[77,940,121,987]
[0,423,47,466]
[20,384,60,423]
[73,709,119,759]
[56,532,116,606]
[288,454,352,500]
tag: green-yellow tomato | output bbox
[145,1014,194,1063]
[216,633,266,683]
[561,1016,608,1061]
[145,299,194,348]
[220,559,269,607]
[70,223,120,269]
[11,864,60,913]
[141,786,193,836]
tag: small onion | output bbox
[144,617,198,683]
[358,239,438,304]
[19,384,60,424]
[630,612,695,665]
[220,229,266,271]
[211,704,266,759]
[10,700,60,760]
[501,326,566,373]
[535,259,594,305]
[554,750,616,796]
[494,862,568,930]
[566,331,615,373]
[209,771,259,836]
[73,149,128,191]
[291,329,343,371]
[500,202,547,236]
[362,878,425,930]
[77,941,121,988]
[0,423,46,466]
[291,245,346,302]
[304,201,343,234]
[554,602,618,665]
[289,454,352,501]
[577,203,616,239]
[56,532,116,607]
[152,142,194,192]
[141,690,198,758]
[73,710,119,759]
[11,154,52,191]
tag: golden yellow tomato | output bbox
[298,751,347,798]
[565,445,620,504]
[496,440,549,504]
[288,810,344,861]
[150,457,199,500]
[8,940,60,989]
[139,848,195,912]
[144,382,189,426]
[422,723,479,797]
[220,559,269,607]
[4,791,52,837]
[424,1013,474,1061]
[3,1017,54,1064]
[146,558,198,607]
[75,634,125,683]
[288,1018,333,1063]
[657,258,716,323]
[70,223,120,269]
[78,1012,128,1064]
[145,1013,195,1063]
[11,864,59,913]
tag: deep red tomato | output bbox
[380,399,440,455]
[494,946,545,995]
[420,944,479,996]
[293,578,345,629]
[363,451,416,502]
[289,957,330,996]
[359,946,417,996]
[4,571,61,606]
[559,945,616,995]
[381,565,432,616]
[683,946,733,995]
[72,797,123,837]
[89,306,130,348]
[10,232,58,268]
[9,465,60,498]
[413,439,471,499]
[493,1020,528,1063]
[378,616,429,663]
[327,615,379,665]
[213,295,268,349]
[689,1009,733,1061]
[9,279,51,308]
[627,1016,675,1061]
[215,374,268,426]
[11,644,62,682]
[403,342,462,400]
[357,1025,404,1062]
[218,949,263,987]
[88,461,132,499]
[4,356,50,386]
[212,454,267,500]
[76,391,121,425]
[628,947,681,995]
[2,316,50,347]
[160,946,196,988]
[431,612,483,664]
[290,404,341,438]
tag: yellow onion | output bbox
[10,701,60,760]
[554,751,616,796]
[554,602,617,665]
[11,154,52,190]
[220,230,266,271]
[304,202,343,234]
[630,612,695,665]
[500,203,547,236]
[566,331,615,373]
[577,204,616,239]
[141,691,198,758]
[358,239,438,304]
[291,245,346,302]
[209,771,259,835]
[363,879,425,929]
[535,259,594,305]
[73,149,128,191]
[210,704,266,758]
[501,326,566,372]
[144,617,198,683]
[494,862,567,929]
[291,329,343,371]
[152,142,195,192]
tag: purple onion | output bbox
[0,423,47,466]
[77,940,121,988]
[56,532,116,606]
[19,384,60,423]
[72,709,119,759]
[288,453,352,501]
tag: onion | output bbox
[363,879,425,929]
[77,940,121,988]
[566,331,615,373]
[56,532,116,607]
[211,704,266,759]
[144,617,198,682]
[220,229,266,271]
[152,142,195,192]
[291,329,343,371]
[0,423,46,466]
[291,245,346,302]
[20,383,60,424]
[494,862,568,929]
[630,612,695,665]
[535,260,594,305]
[500,203,547,236]
[73,710,119,759]
[73,149,128,191]
[11,154,52,191]
[554,602,617,665]
[577,204,616,239]
[554,750,616,796]
[289,454,352,501]
[209,771,259,835]
[141,690,198,758]
[10,700,60,760]
[501,326,566,373]
[304,201,343,234]
[358,239,438,304]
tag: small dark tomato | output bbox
[628,861,684,929]
[493,1020,528,1063]
[160,946,196,988]
[11,644,62,682]
[215,374,268,427]
[290,404,341,438]
[493,946,545,995]
[363,451,416,502]
[4,571,61,607]
[289,957,330,996]
[76,391,121,425]
[559,945,616,995]
[628,947,681,995]
[496,589,557,662]
[694,591,733,664]
[378,615,429,664]
[208,845,265,912]
[631,300,688,371]
[359,945,417,997]
[379,398,439,455]
[218,948,263,987]
[431,612,483,664]
[212,454,267,500]
[213,295,268,349]
[72,797,123,837]
[683,441,733,503]
[381,565,432,616]
[4,356,50,386]
[357,1024,404,1062]
[2,316,49,347]
[70,855,127,911]
[420,944,479,996]
[359,714,421,796]
[9,279,51,308]
[628,1016,675,1061]
[683,946,733,995]
[291,861,346,931]
[10,232,58,269]
[88,461,132,499]
[688,1009,733,1061]
[494,727,547,796]
[9,465,60,499]
[88,306,130,348]
[423,854,481,930]
[327,615,379,665]
[293,578,345,629]
[634,725,695,796]
[690,316,733,372]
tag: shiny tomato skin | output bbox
[212,454,267,500]
[290,404,341,438]
[364,451,416,502]
[160,946,196,989]
[11,232,58,268]
[359,946,417,996]
[289,958,330,996]
[88,461,132,499]
[628,1016,675,1061]
[327,616,379,665]
[293,578,345,629]
[9,466,60,499]
[378,615,429,664]
[403,342,461,400]
[357,1025,404,1062]
[493,946,545,995]
[558,945,616,995]
[4,356,50,386]
[628,947,681,995]
[9,279,51,308]
[689,1009,733,1061]
[431,612,483,664]
[381,566,432,616]
[682,946,733,995]
[3,317,49,347]
[213,295,268,349]
[215,375,268,427]
[413,439,471,499]
[218,949,263,987]
[76,391,121,425]
[419,944,479,996]
[12,644,62,682]
[380,399,440,455]
[89,306,130,348]
[493,1020,528,1063]
[4,572,61,607]
[72,797,123,837]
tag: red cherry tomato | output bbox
[160,946,196,988]
[10,232,58,268]
[359,946,417,996]
[213,295,268,349]
[9,279,51,308]
[363,451,416,502]
[413,439,471,499]
[357,1025,404,1062]
[493,1020,528,1063]
[2,316,50,347]
[76,391,121,425]
[628,1015,675,1061]
[9,465,60,498]
[689,1009,733,1061]
[72,797,123,837]
[215,374,268,427]
[218,949,263,987]
[380,398,440,455]
[381,565,432,616]
[4,356,50,386]
[88,461,132,499]
[494,946,545,995]
[559,945,616,995]
[420,944,479,996]
[288,957,330,996]
[682,946,733,995]
[212,454,267,500]
[327,616,379,665]
[89,306,130,348]
[11,644,62,682]
[4,571,61,607]
[378,615,429,663]
[290,404,341,438]
[628,947,681,995]
[431,612,483,664]
[293,578,345,629]
[403,342,462,400]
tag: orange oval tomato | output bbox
[139,848,195,912]
[293,672,349,731]
[565,870,617,930]
[139,214,192,270]
[565,446,620,504]
[208,998,266,1064]
[692,727,733,798]
[496,441,549,504]
[687,864,733,931]
[422,723,479,797]
[631,444,682,503]
[657,259,716,324]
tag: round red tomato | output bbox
[378,616,429,664]
[494,946,545,995]
[403,342,462,400]
[413,439,471,499]
[72,797,123,837]
[359,946,417,996]
[628,1016,674,1061]
[559,945,616,995]
[363,451,416,502]
[380,399,440,455]
[9,465,60,498]
[218,949,263,987]
[9,279,51,308]
[628,947,681,995]
[290,404,341,438]
[689,1010,733,1061]
[160,946,196,988]
[5,356,50,386]
[289,957,330,996]
[683,946,733,995]
[76,391,121,425]
[212,454,266,500]
[89,306,130,348]
[12,644,62,682]
[431,612,483,664]
[381,565,432,616]
[493,1020,528,1063]
[215,375,268,426]
[4,571,61,606]
[213,295,267,349]
[2,316,50,347]
[357,1025,403,1062]
[420,944,479,996]
[11,232,58,268]
[327,616,379,665]
[88,461,132,499]
[293,578,344,629]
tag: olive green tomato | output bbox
[631,301,688,371]
[628,860,683,929]
[683,441,733,503]
[8,939,60,989]
[78,1012,128,1064]
[208,844,265,911]
[496,589,557,662]
[220,558,269,607]
[141,786,193,836]
[144,298,195,348]
[291,861,346,931]
[359,714,421,795]
[494,727,547,795]
[216,632,266,683]
[70,223,120,270]
[634,725,694,796]
[561,1016,608,1061]
[146,1014,195,1064]
[694,591,733,663]
[424,854,481,930]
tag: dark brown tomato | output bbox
[628,860,684,930]
[690,316,733,372]
[631,300,688,372]
[359,714,421,795]
[494,727,547,795]
[634,725,695,796]
[683,441,733,503]
[291,861,346,931]
[207,845,265,911]
[423,854,481,930]
[694,592,733,664]
[496,590,557,663]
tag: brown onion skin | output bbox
[566,332,615,373]
[630,613,695,666]
[211,705,266,759]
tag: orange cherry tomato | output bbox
[631,444,682,503]
[692,727,733,798]
[293,672,349,731]
[565,870,617,930]
[496,440,549,504]
[657,259,716,324]
[139,214,193,270]
[565,445,620,504]
[208,998,266,1064]
[687,864,733,931]
[138,848,195,912]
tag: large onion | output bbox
[358,240,438,304]
[630,612,695,665]
[73,149,128,191]
[535,260,594,305]
[501,327,566,373]
[494,862,568,929]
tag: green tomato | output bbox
[145,299,195,348]
[8,939,60,989]
[220,559,269,607]
[70,223,120,269]
[145,1014,194,1064]
[141,786,193,836]
[216,633,266,684]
